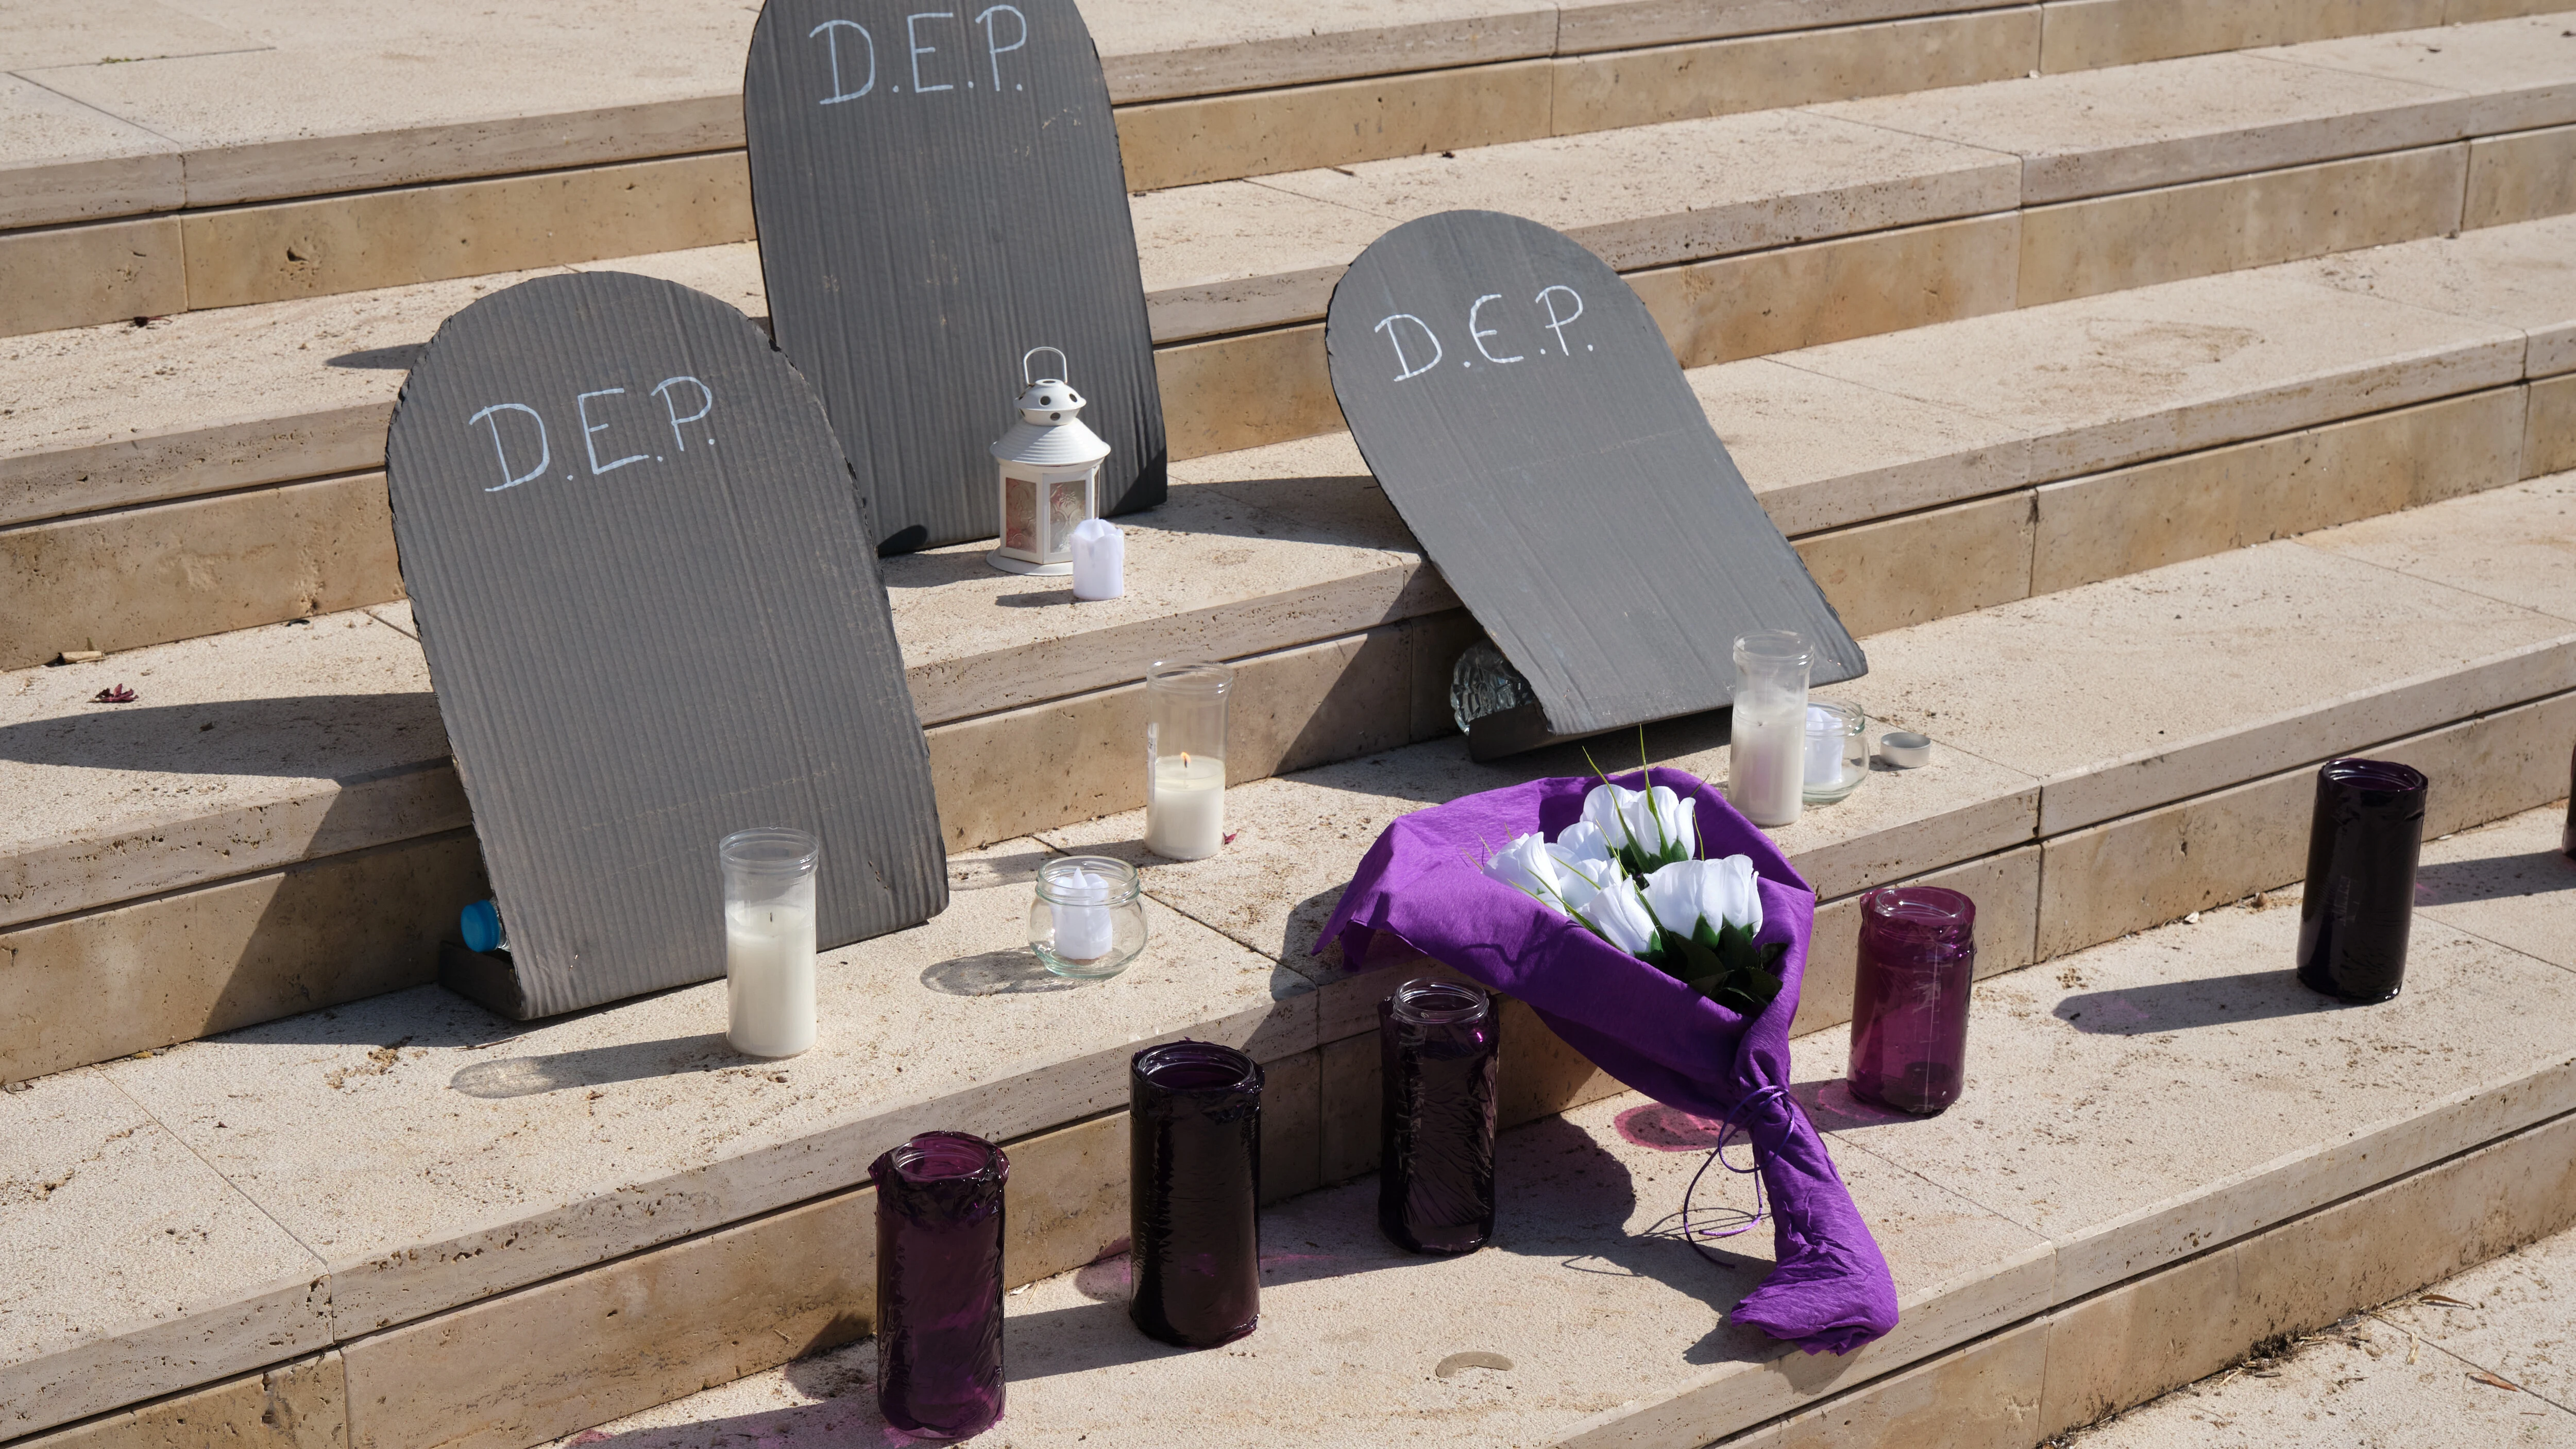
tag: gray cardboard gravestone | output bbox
[744,0,1164,555]
[386,270,947,1021]
[1326,210,1866,759]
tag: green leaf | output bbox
[1717,918,1756,960]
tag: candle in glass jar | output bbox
[1147,752,1225,860]
[726,899,816,1057]
[1803,705,1843,786]
[720,827,820,1059]
[1049,866,1115,960]
[1728,632,1810,828]
[1732,702,1804,825]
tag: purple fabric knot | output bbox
[1317,766,1900,1355]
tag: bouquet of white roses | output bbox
[1479,774,1788,1016]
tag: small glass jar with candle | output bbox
[720,827,819,1058]
[1029,855,1147,979]
[1802,700,1868,806]
[1728,631,1811,829]
[1145,660,1233,861]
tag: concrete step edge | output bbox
[23,0,2565,234]
[7,786,2572,1444]
[4,225,2569,939]
[9,11,2574,339]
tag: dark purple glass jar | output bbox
[1378,978,1501,1254]
[2561,741,2573,858]
[869,1132,1008,1440]
[2297,757,2428,1004]
[1129,1040,1262,1348]
[1847,885,1976,1116]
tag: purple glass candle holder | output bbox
[1378,979,1501,1254]
[1847,886,1976,1116]
[869,1132,1008,1440]
[2297,758,2428,1004]
[2561,741,2573,858]
[1129,1041,1262,1348]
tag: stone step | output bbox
[7,9,2574,340]
[2053,1219,2576,1446]
[7,451,2575,1123]
[14,0,2566,335]
[7,211,2571,673]
[543,1221,2576,1449]
[4,222,2571,1076]
[9,787,2573,1448]
[580,1011,2576,1448]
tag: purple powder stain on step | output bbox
[1798,1080,1917,1128]
[1614,1102,1732,1152]
[1073,1241,1132,1301]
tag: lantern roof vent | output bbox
[992,345,1112,469]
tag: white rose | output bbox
[1579,782,1635,856]
[1642,854,1766,941]
[1574,875,1660,956]
[1552,820,1616,870]
[1581,781,1696,866]
[1481,832,1565,913]
[1709,854,1764,935]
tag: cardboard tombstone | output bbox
[385,270,947,1021]
[1326,211,1866,759]
[743,0,1164,555]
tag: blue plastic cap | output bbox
[460,898,505,954]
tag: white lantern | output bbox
[989,346,1112,576]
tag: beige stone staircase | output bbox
[5,1,2576,1445]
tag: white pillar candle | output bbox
[1070,518,1124,600]
[1050,867,1115,960]
[1804,705,1844,787]
[1146,753,1226,860]
[726,899,816,1058]
[1731,691,1806,828]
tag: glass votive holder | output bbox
[1728,630,1811,829]
[1129,1040,1262,1348]
[1847,885,1975,1116]
[1802,699,1869,805]
[1145,659,1233,861]
[1378,978,1501,1255]
[1028,856,1147,979]
[2296,757,2428,1004]
[871,1131,1008,1441]
[720,826,820,1059]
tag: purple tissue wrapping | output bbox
[1316,767,1899,1354]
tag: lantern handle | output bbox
[1021,345,1069,386]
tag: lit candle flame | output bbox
[1180,751,1191,766]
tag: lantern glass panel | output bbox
[1002,473,1039,555]
[1046,471,1093,556]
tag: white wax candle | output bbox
[1730,691,1806,828]
[1804,705,1844,787]
[1146,753,1226,860]
[1070,518,1125,600]
[726,899,816,1058]
[1050,867,1115,960]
